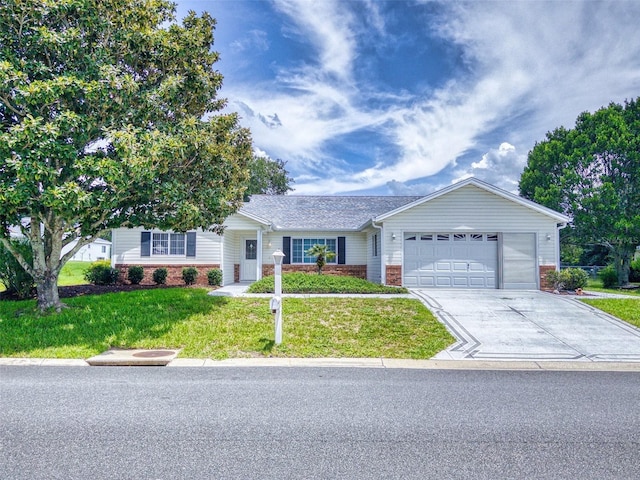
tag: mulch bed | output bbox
[57,283,178,298]
[0,283,206,301]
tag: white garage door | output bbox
[403,233,498,288]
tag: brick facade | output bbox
[385,265,402,286]
[262,264,367,279]
[539,265,556,290]
[116,264,220,286]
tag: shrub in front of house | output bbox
[152,268,168,285]
[599,265,618,288]
[247,272,409,294]
[560,268,588,290]
[85,260,119,285]
[207,269,222,286]
[0,238,35,299]
[182,267,198,285]
[127,266,144,285]
[546,268,589,291]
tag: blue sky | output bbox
[175,0,640,195]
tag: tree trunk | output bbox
[35,271,63,311]
[614,244,635,287]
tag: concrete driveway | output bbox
[412,289,640,362]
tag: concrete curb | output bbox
[1,356,639,371]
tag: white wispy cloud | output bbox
[227,0,640,194]
[230,29,270,53]
[272,0,356,80]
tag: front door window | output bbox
[245,240,257,260]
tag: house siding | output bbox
[222,230,237,286]
[365,228,382,283]
[112,227,222,266]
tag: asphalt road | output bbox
[1,366,639,479]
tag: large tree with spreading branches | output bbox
[520,98,640,286]
[0,0,253,310]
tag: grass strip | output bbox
[0,287,453,359]
[581,298,640,329]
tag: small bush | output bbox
[561,268,589,290]
[547,268,589,291]
[207,269,222,286]
[85,260,119,285]
[182,267,198,285]
[127,265,144,285]
[152,268,168,285]
[630,258,640,282]
[0,238,35,299]
[599,265,618,288]
[545,270,562,290]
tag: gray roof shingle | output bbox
[239,195,422,230]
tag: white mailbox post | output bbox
[272,249,285,345]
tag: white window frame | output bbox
[152,232,186,256]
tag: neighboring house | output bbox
[8,225,111,262]
[61,238,112,262]
[111,178,570,289]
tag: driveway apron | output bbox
[412,289,640,362]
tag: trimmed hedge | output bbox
[153,268,168,285]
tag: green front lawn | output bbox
[0,288,454,359]
[1,261,90,292]
[581,298,640,329]
[248,272,409,294]
[57,261,91,286]
[586,278,640,296]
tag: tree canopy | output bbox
[0,0,253,310]
[245,155,293,201]
[519,98,640,285]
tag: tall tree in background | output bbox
[0,0,252,310]
[520,99,640,286]
[245,156,293,200]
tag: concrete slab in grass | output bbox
[86,348,179,366]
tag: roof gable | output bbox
[374,178,570,223]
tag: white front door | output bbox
[240,238,258,281]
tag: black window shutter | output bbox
[141,232,151,257]
[186,232,196,257]
[338,236,346,264]
[282,236,291,264]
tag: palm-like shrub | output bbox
[305,244,336,274]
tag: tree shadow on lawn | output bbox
[0,288,228,358]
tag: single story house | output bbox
[62,238,112,262]
[111,178,570,289]
[9,225,111,262]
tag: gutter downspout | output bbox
[372,220,384,285]
[556,222,568,270]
